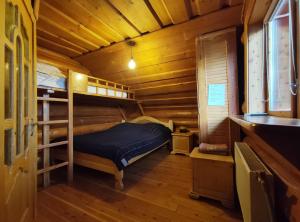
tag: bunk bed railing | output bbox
[71,72,135,100]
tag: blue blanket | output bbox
[73,122,172,170]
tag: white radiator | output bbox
[235,142,275,222]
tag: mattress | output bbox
[37,63,66,89]
[73,122,172,170]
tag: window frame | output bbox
[264,0,298,118]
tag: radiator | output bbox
[235,142,275,222]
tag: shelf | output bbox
[37,161,69,175]
[230,115,300,129]
[37,97,69,102]
[38,141,68,150]
[38,120,69,125]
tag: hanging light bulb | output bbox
[127,40,136,70]
[128,58,136,69]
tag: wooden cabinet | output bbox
[171,132,193,156]
[189,148,234,208]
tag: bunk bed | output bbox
[37,63,174,189]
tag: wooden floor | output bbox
[36,148,242,222]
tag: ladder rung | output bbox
[38,141,68,150]
[38,120,68,125]
[37,162,69,175]
[38,97,69,102]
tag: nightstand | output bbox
[171,132,193,156]
[189,147,234,208]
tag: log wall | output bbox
[75,5,243,136]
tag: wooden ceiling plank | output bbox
[75,5,242,79]
[45,0,124,43]
[40,1,108,46]
[184,0,194,19]
[37,36,82,57]
[191,0,226,16]
[144,0,164,27]
[108,0,161,33]
[37,16,98,51]
[148,0,172,26]
[76,0,140,39]
[226,0,244,6]
[37,28,89,53]
[161,0,190,24]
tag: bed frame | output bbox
[54,116,173,190]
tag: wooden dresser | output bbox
[189,148,234,208]
[171,132,193,156]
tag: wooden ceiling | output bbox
[37,0,243,58]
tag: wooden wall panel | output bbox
[75,6,243,135]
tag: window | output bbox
[266,0,297,117]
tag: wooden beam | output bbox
[47,0,125,42]
[68,71,74,183]
[144,0,164,27]
[42,94,50,187]
[40,1,110,46]
[37,36,82,57]
[137,102,145,115]
[108,0,161,33]
[161,0,190,24]
[104,0,142,35]
[148,0,172,26]
[33,0,40,19]
[38,16,99,51]
[118,105,127,121]
[37,28,89,53]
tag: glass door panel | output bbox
[16,37,23,156]
[5,46,13,119]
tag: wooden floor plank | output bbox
[36,148,242,222]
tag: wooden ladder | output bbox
[37,78,73,187]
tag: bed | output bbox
[54,116,173,189]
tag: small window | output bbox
[266,0,297,116]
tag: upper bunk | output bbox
[37,62,136,102]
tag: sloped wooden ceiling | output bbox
[37,0,243,58]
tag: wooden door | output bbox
[0,0,37,222]
[196,28,239,149]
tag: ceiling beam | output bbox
[105,0,142,35]
[40,1,110,46]
[37,28,89,53]
[37,36,82,57]
[144,0,164,28]
[38,15,99,51]
[48,0,125,42]
[108,0,161,33]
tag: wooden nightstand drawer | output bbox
[171,132,193,155]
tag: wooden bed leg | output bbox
[114,170,124,190]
